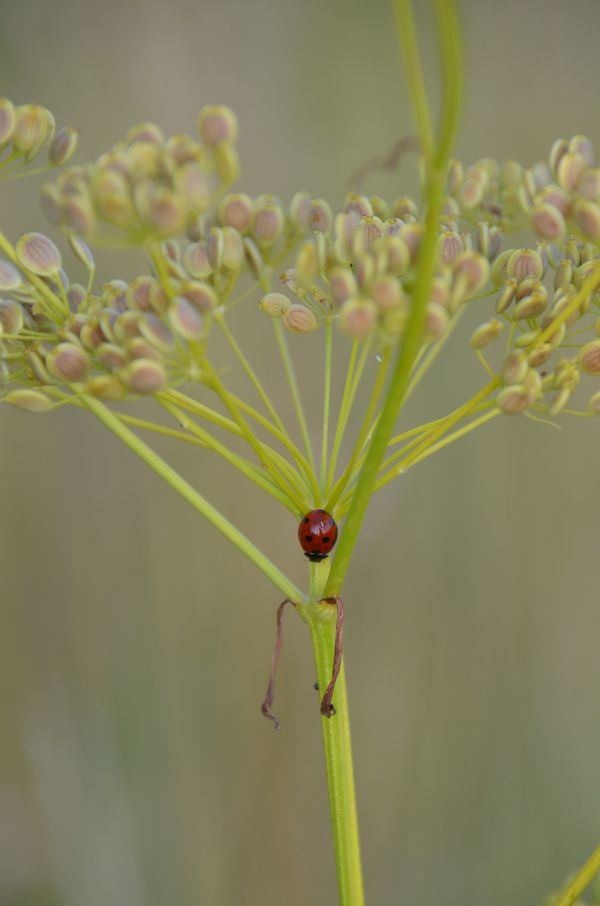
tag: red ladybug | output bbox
[298,509,338,561]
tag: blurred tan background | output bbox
[1,1,600,904]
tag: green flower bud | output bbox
[198,105,238,147]
[506,248,543,282]
[470,318,503,349]
[557,151,587,192]
[425,302,449,339]
[97,343,128,371]
[135,184,186,236]
[490,249,514,286]
[578,167,600,201]
[139,313,174,351]
[12,104,54,160]
[16,232,61,276]
[399,222,424,264]
[501,352,528,385]
[370,196,389,220]
[168,296,204,340]
[525,161,551,196]
[174,163,212,210]
[527,343,553,367]
[345,194,373,217]
[0,98,16,147]
[383,236,410,276]
[579,340,600,375]
[513,288,548,320]
[123,358,167,394]
[252,198,285,246]
[296,240,318,284]
[48,126,79,166]
[531,203,566,243]
[352,217,383,255]
[430,275,451,309]
[514,330,540,349]
[547,386,571,417]
[0,300,24,335]
[218,193,254,233]
[569,134,594,165]
[214,143,240,182]
[354,254,376,290]
[496,385,530,414]
[549,138,569,177]
[46,342,90,382]
[288,191,311,232]
[554,359,579,390]
[5,389,51,412]
[308,199,333,233]
[501,159,524,186]
[452,251,490,297]
[206,226,224,270]
[221,226,244,271]
[283,304,317,334]
[181,281,217,313]
[391,196,417,219]
[329,267,358,306]
[259,292,291,318]
[183,241,212,279]
[446,159,463,194]
[126,337,161,361]
[126,122,165,146]
[370,275,403,312]
[68,234,95,272]
[86,375,127,400]
[338,297,378,339]
[495,279,517,314]
[573,198,600,240]
[0,259,22,291]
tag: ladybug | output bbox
[298,509,338,561]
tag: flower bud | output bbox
[5,389,51,412]
[306,198,331,234]
[46,342,90,382]
[425,302,449,339]
[126,122,165,146]
[288,191,311,231]
[527,343,553,367]
[168,296,204,340]
[588,389,600,414]
[296,240,318,283]
[97,343,128,371]
[549,138,569,177]
[569,134,594,165]
[383,236,410,276]
[547,386,571,417]
[452,251,490,297]
[243,237,263,278]
[12,104,54,160]
[253,198,285,246]
[259,292,291,318]
[578,167,600,201]
[68,233,95,271]
[183,241,212,279]
[514,330,540,349]
[506,248,543,282]
[206,227,224,270]
[328,267,358,306]
[48,126,79,166]
[139,313,174,351]
[370,275,403,311]
[573,198,600,240]
[459,174,486,209]
[198,105,238,147]
[136,184,186,236]
[501,352,528,385]
[0,98,15,147]
[345,194,373,217]
[446,159,464,194]
[557,151,587,192]
[86,375,127,400]
[370,196,389,220]
[531,203,566,243]
[123,358,167,394]
[218,193,254,233]
[127,338,161,361]
[513,289,548,320]
[16,232,61,276]
[221,226,244,271]
[338,297,377,339]
[0,300,24,335]
[174,163,212,210]
[214,143,240,183]
[398,223,423,264]
[62,193,96,237]
[0,259,22,291]
[182,281,217,313]
[470,318,503,349]
[352,217,384,255]
[495,278,517,314]
[579,340,600,375]
[437,230,463,265]
[496,385,530,414]
[283,304,317,334]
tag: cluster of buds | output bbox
[41,105,240,243]
[259,192,490,340]
[0,97,78,169]
[0,231,218,411]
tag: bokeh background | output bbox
[1,1,599,904]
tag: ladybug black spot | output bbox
[305,534,313,542]
[322,536,330,543]
[303,516,310,524]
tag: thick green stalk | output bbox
[82,394,304,604]
[297,559,364,906]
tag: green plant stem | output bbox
[273,318,318,482]
[320,318,333,492]
[326,339,360,491]
[325,0,462,598]
[297,558,364,906]
[82,393,304,603]
[554,844,600,906]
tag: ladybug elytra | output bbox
[298,509,338,561]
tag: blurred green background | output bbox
[1,1,600,904]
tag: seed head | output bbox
[16,232,62,276]
[283,304,317,334]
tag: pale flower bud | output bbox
[506,248,543,282]
[16,232,62,276]
[338,298,378,339]
[46,342,90,382]
[578,340,600,375]
[557,151,587,192]
[470,318,503,349]
[198,105,238,146]
[283,304,317,334]
[5,389,51,412]
[259,292,291,318]
[501,352,528,385]
[0,98,15,147]
[531,203,566,243]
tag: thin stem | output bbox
[392,0,434,164]
[159,398,303,514]
[273,318,318,481]
[216,310,289,436]
[326,340,360,491]
[320,318,333,492]
[296,559,364,906]
[82,394,304,603]
[554,844,600,906]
